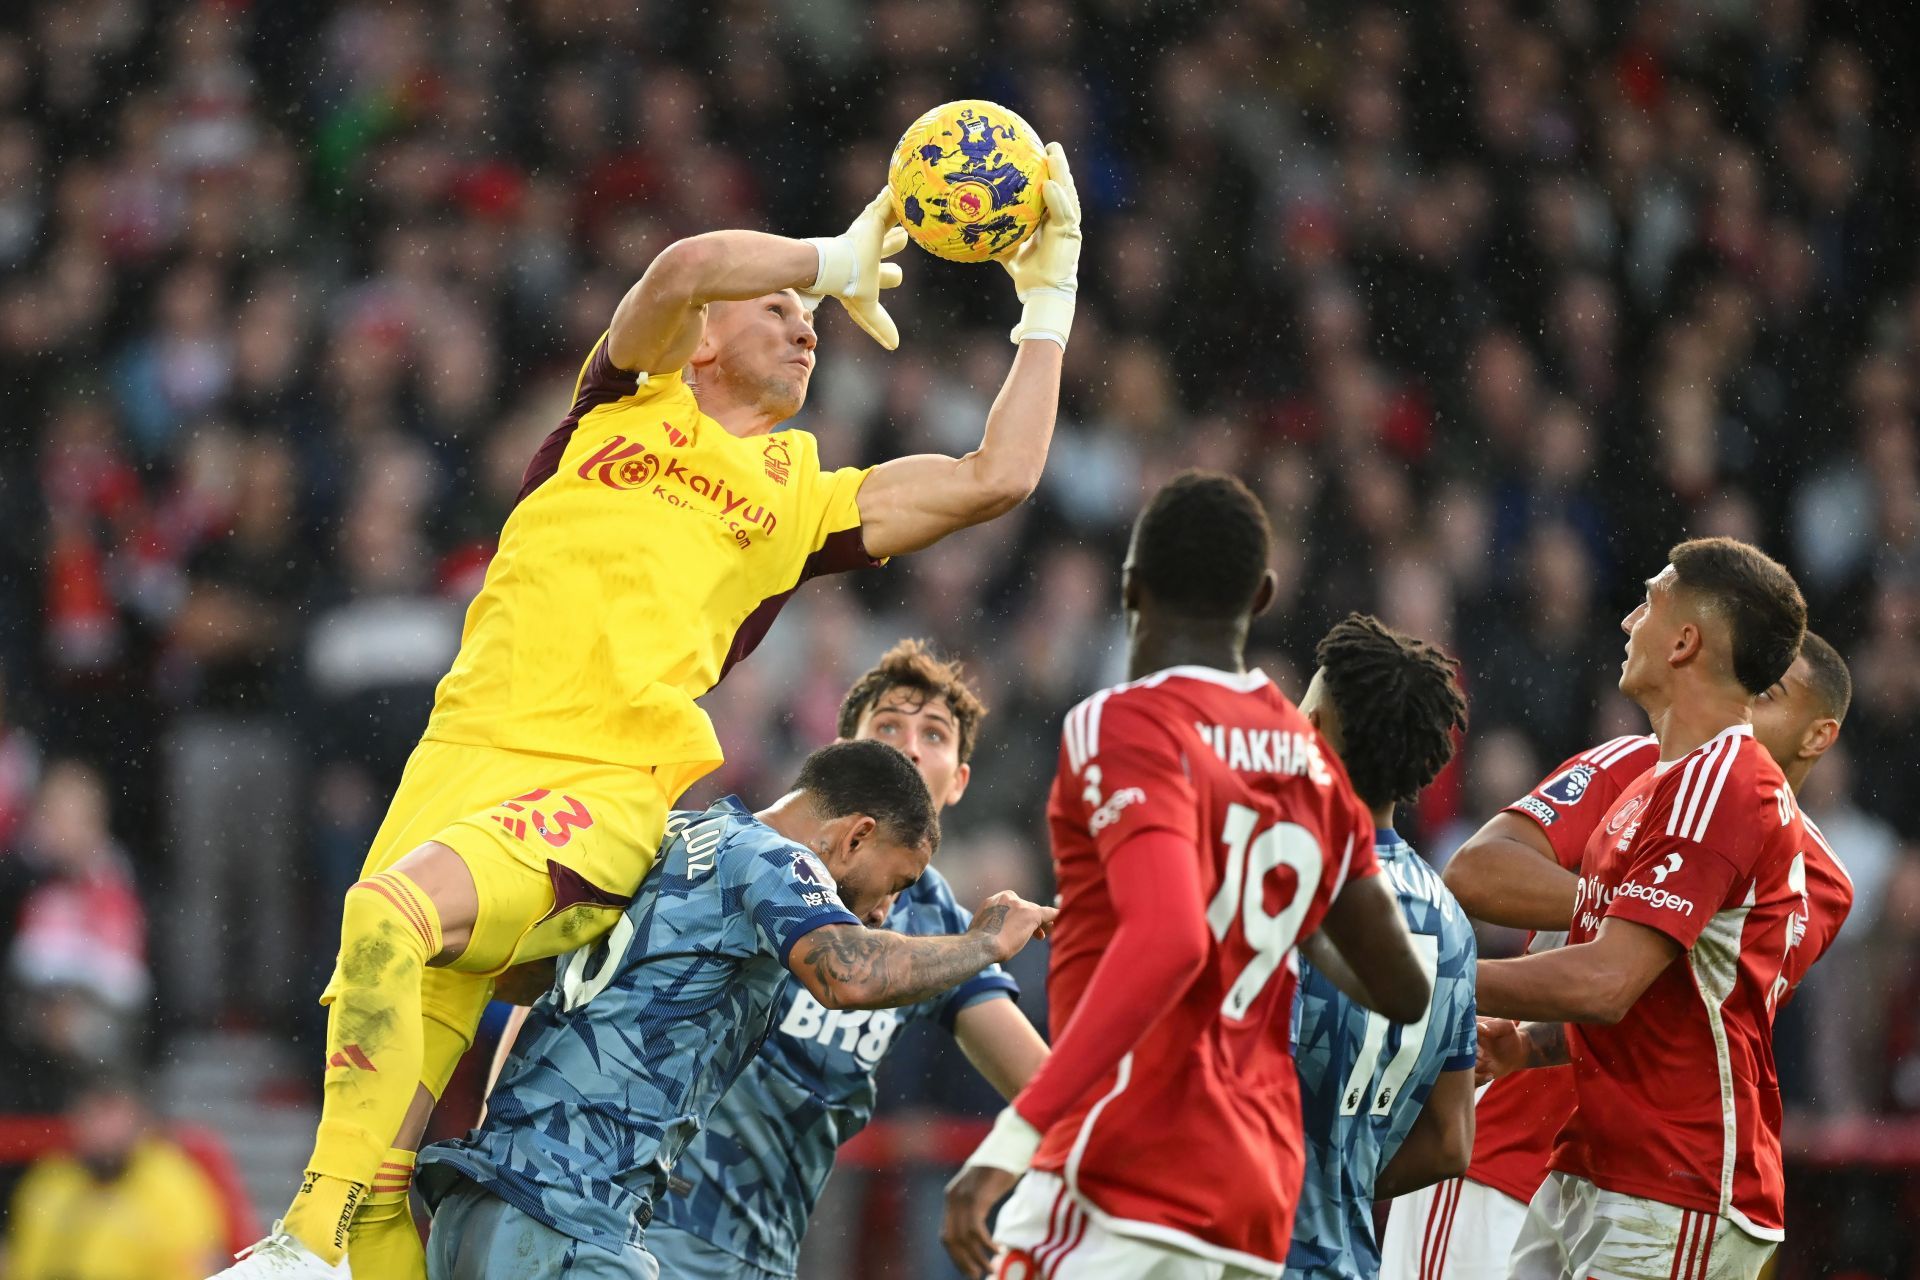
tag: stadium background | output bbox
[0,0,1917,1275]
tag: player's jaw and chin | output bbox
[697,292,818,422]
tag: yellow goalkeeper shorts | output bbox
[321,735,669,1048]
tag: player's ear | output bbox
[945,761,972,806]
[1804,717,1840,761]
[1121,568,1142,614]
[1671,621,1703,668]
[1251,568,1279,618]
[845,813,879,852]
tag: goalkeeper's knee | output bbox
[336,872,444,998]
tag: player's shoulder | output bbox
[671,799,809,872]
[1799,814,1856,897]
[1577,734,1662,779]
[1646,725,1782,841]
[1063,665,1290,749]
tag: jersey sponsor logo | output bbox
[1193,723,1333,785]
[576,433,779,550]
[1090,786,1147,833]
[1515,795,1559,827]
[1542,764,1596,805]
[778,990,901,1065]
[1649,851,1684,884]
[1615,879,1695,915]
[579,436,660,490]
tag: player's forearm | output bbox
[636,232,820,307]
[794,925,1000,1010]
[857,341,1063,557]
[479,1004,532,1125]
[1476,946,1633,1023]
[1372,1120,1457,1200]
[1443,835,1577,931]
[954,999,1051,1102]
[1010,829,1208,1133]
[1516,1021,1571,1068]
[968,338,1063,514]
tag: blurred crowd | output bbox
[1,0,1919,1273]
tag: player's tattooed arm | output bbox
[788,891,1055,1011]
[1475,1017,1571,1085]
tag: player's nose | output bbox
[793,319,817,351]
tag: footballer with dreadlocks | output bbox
[1285,614,1478,1280]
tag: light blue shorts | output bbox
[426,1179,660,1280]
[640,1224,792,1280]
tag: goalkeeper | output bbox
[216,145,1082,1280]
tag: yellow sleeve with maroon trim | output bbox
[779,426,884,577]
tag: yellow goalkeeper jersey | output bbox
[425,334,875,797]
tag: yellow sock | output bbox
[347,1148,425,1280]
[286,872,443,1263]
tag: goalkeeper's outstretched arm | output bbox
[855,142,1083,559]
[606,190,910,375]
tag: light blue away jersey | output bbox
[1286,832,1477,1280]
[415,798,860,1254]
[649,864,1018,1275]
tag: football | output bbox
[888,99,1048,263]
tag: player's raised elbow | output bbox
[635,237,714,309]
[1377,980,1432,1026]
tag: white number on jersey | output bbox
[1336,932,1441,1115]
[1207,803,1326,1021]
[556,913,637,1012]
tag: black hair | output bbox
[1315,613,1468,811]
[1798,631,1852,723]
[1667,538,1807,695]
[791,739,939,854]
[1129,470,1275,620]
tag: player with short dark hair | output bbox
[636,641,1047,1280]
[943,472,1433,1280]
[1474,542,1814,1280]
[1285,615,1478,1280]
[414,739,1054,1280]
[1388,629,1856,1280]
[220,148,1085,1280]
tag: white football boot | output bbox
[209,1222,352,1279]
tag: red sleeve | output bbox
[1334,791,1380,892]
[1011,827,1210,1133]
[1064,693,1202,857]
[1605,741,1765,948]
[1505,736,1661,871]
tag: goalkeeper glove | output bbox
[1002,142,1083,349]
[803,189,909,350]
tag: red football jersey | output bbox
[1775,815,1854,1006]
[1464,735,1660,1204]
[1551,723,1812,1239]
[1032,666,1378,1270]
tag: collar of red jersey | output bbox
[1146,664,1272,693]
[1652,721,1753,775]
